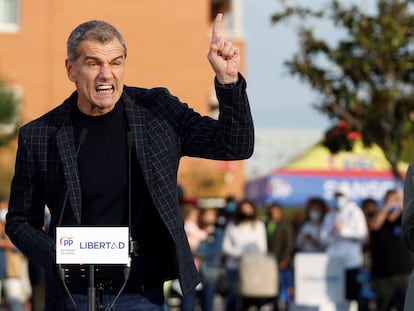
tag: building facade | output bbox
[0,0,247,199]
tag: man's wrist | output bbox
[218,81,238,88]
[215,75,240,88]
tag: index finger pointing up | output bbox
[212,13,223,42]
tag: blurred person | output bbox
[360,198,380,311]
[266,202,295,310]
[5,14,254,311]
[28,207,50,311]
[195,207,225,311]
[0,195,25,311]
[295,197,328,253]
[222,199,267,311]
[179,203,207,311]
[216,196,238,230]
[369,189,412,311]
[361,198,379,259]
[290,211,304,236]
[181,203,207,266]
[361,198,379,222]
[360,197,379,269]
[319,185,368,308]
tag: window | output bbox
[0,0,20,33]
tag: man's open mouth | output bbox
[96,85,114,93]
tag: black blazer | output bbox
[6,76,254,310]
[403,163,414,311]
[403,164,414,250]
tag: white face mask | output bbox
[336,197,347,210]
[309,210,321,221]
[0,209,7,222]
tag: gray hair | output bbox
[67,20,127,62]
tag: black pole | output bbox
[88,265,96,311]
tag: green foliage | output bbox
[0,80,19,147]
[272,0,414,180]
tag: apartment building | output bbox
[0,0,248,199]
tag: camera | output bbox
[389,205,400,214]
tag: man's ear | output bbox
[65,59,76,82]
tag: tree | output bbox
[272,0,414,180]
[0,80,19,147]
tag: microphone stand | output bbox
[88,132,134,311]
[88,265,96,311]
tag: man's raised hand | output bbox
[207,13,240,84]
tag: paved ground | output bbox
[167,293,226,311]
[166,294,279,311]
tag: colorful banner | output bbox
[245,142,406,207]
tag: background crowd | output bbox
[0,186,411,311]
[172,185,412,311]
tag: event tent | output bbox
[244,141,408,208]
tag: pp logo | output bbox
[60,237,74,247]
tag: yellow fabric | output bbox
[284,140,408,173]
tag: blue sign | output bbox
[245,173,402,207]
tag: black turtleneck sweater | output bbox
[72,101,128,226]
[70,100,169,293]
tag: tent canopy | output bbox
[245,141,408,208]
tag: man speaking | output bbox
[5,13,254,311]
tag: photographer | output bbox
[370,189,412,311]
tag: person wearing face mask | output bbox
[266,202,295,310]
[222,199,267,311]
[0,195,27,311]
[319,185,368,308]
[369,189,412,311]
[359,198,379,309]
[195,208,225,311]
[296,197,328,253]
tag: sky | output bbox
[241,0,376,131]
[242,0,329,130]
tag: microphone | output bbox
[106,132,134,310]
[56,128,88,311]
[126,131,138,256]
[57,128,88,227]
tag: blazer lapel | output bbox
[123,92,152,189]
[55,102,82,224]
